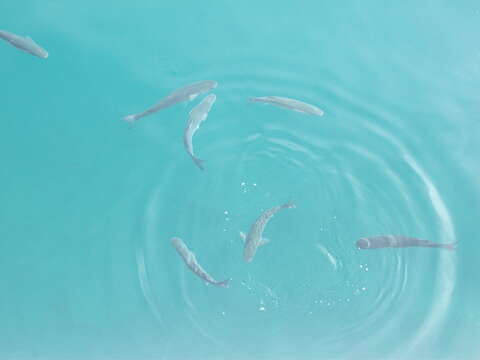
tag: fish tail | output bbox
[217,278,231,288]
[440,241,458,251]
[123,114,138,123]
[192,156,205,171]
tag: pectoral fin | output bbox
[240,231,247,243]
[259,238,270,246]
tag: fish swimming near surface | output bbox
[170,237,230,287]
[249,96,324,116]
[123,80,217,123]
[183,94,216,170]
[356,235,457,251]
[240,202,296,262]
[0,30,48,58]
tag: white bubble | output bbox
[224,211,229,215]
[259,306,266,311]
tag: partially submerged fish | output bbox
[0,30,48,58]
[123,80,217,123]
[240,202,296,262]
[356,235,457,251]
[184,94,216,170]
[249,96,324,116]
[170,237,230,287]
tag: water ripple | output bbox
[131,58,460,359]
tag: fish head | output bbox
[243,253,253,262]
[24,38,48,58]
[36,48,49,58]
[356,238,371,249]
[170,237,183,246]
[28,46,48,58]
[204,80,218,90]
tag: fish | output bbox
[0,30,48,58]
[315,243,339,270]
[170,237,230,287]
[356,235,457,251]
[123,80,217,123]
[240,202,296,262]
[183,94,216,170]
[249,96,324,116]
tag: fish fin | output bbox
[25,36,36,44]
[442,241,458,251]
[239,232,247,242]
[259,238,270,246]
[191,156,205,170]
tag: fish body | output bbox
[315,243,339,270]
[124,80,217,123]
[249,96,323,116]
[170,237,230,287]
[241,202,296,262]
[0,30,48,58]
[183,94,216,170]
[356,235,457,250]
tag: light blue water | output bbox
[1,1,480,359]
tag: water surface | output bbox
[1,1,480,359]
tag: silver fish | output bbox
[356,235,457,251]
[249,96,324,116]
[170,237,230,287]
[240,202,296,262]
[0,30,48,58]
[183,94,216,170]
[123,80,217,123]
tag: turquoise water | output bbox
[1,1,480,359]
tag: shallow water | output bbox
[1,1,480,359]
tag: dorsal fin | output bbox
[259,238,270,246]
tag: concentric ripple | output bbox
[130,60,458,359]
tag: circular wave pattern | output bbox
[133,62,458,359]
